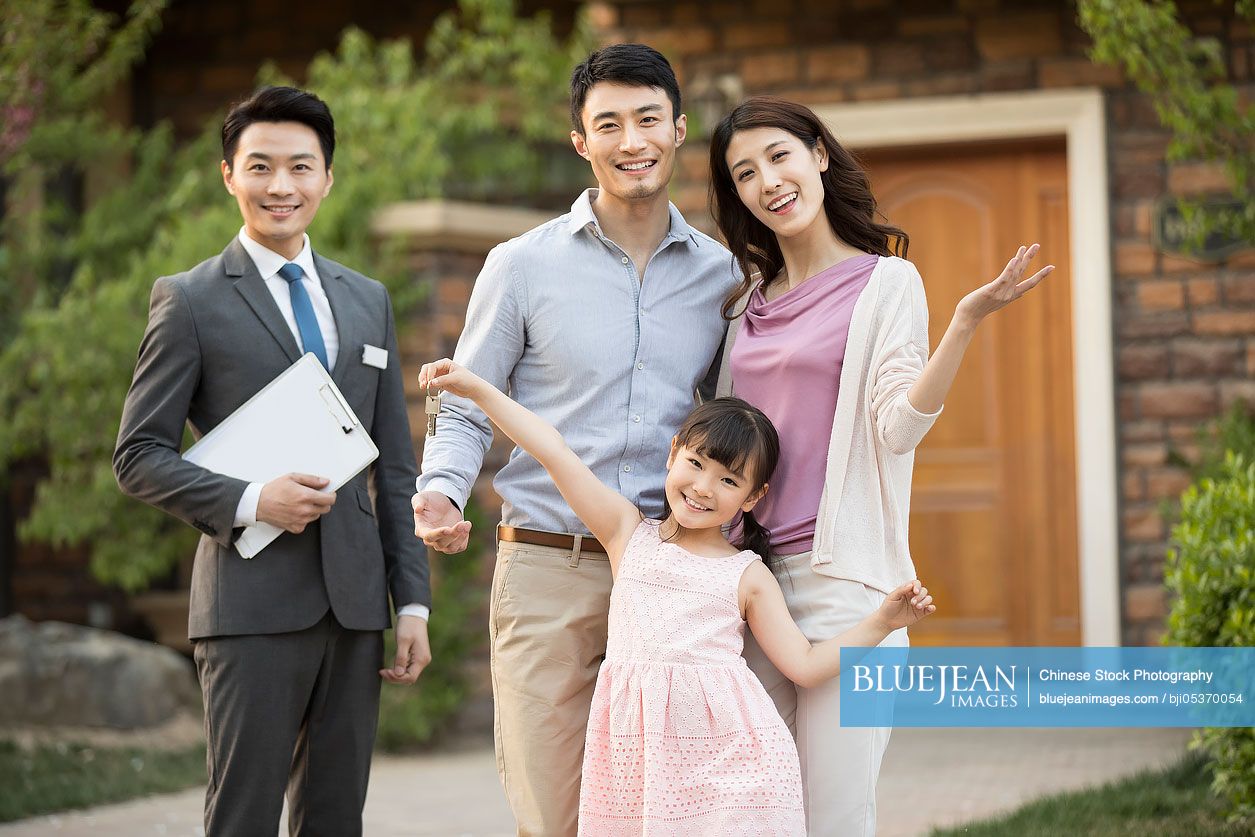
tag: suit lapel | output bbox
[226,239,302,364]
[313,251,356,385]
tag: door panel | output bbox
[863,142,1080,646]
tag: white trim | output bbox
[814,90,1120,646]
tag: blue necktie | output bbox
[277,262,330,370]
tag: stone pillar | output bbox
[373,199,556,731]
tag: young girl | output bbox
[708,96,1052,835]
[417,358,935,837]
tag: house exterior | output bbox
[598,0,1255,649]
[4,0,1252,652]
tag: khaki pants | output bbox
[743,551,909,837]
[490,537,612,837]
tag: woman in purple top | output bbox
[707,97,1053,835]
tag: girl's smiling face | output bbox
[664,441,766,532]
[725,126,828,240]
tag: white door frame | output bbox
[814,89,1120,646]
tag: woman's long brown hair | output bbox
[708,96,909,318]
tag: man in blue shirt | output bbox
[414,45,739,835]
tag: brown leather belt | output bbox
[497,525,607,554]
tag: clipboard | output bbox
[183,353,379,558]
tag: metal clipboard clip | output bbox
[319,384,359,434]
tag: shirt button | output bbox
[623,465,632,473]
[636,362,644,370]
[621,256,629,265]
[632,415,641,423]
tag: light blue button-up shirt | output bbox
[419,189,741,534]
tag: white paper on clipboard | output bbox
[183,353,379,558]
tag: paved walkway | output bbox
[2,728,1191,836]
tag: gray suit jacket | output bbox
[114,238,429,640]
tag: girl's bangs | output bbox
[679,415,759,481]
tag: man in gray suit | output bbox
[114,86,430,836]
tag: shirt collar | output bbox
[237,227,319,284]
[568,188,697,246]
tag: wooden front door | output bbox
[863,141,1081,646]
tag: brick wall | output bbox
[594,0,1255,644]
[123,0,583,136]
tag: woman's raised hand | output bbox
[417,358,483,400]
[954,243,1054,328]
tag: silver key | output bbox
[424,386,440,437]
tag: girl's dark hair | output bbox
[662,397,780,560]
[569,43,682,134]
[222,86,335,170]
[708,96,908,318]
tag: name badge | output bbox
[361,344,388,369]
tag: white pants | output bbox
[743,551,909,837]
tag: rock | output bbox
[0,615,201,730]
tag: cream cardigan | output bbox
[716,256,942,593]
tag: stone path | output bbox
[1,728,1191,836]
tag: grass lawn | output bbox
[932,752,1247,836]
[0,739,206,823]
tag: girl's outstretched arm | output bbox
[740,563,934,688]
[418,359,641,568]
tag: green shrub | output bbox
[0,739,206,822]
[1164,452,1255,825]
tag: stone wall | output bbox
[593,0,1255,644]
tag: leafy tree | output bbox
[0,0,167,341]
[1078,0,1254,248]
[0,0,589,591]
[1,0,591,749]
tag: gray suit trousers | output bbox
[194,613,383,837]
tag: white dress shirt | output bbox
[231,227,428,621]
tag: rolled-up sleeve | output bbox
[417,245,526,507]
[869,264,942,456]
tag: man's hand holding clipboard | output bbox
[182,353,379,558]
[257,472,336,534]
